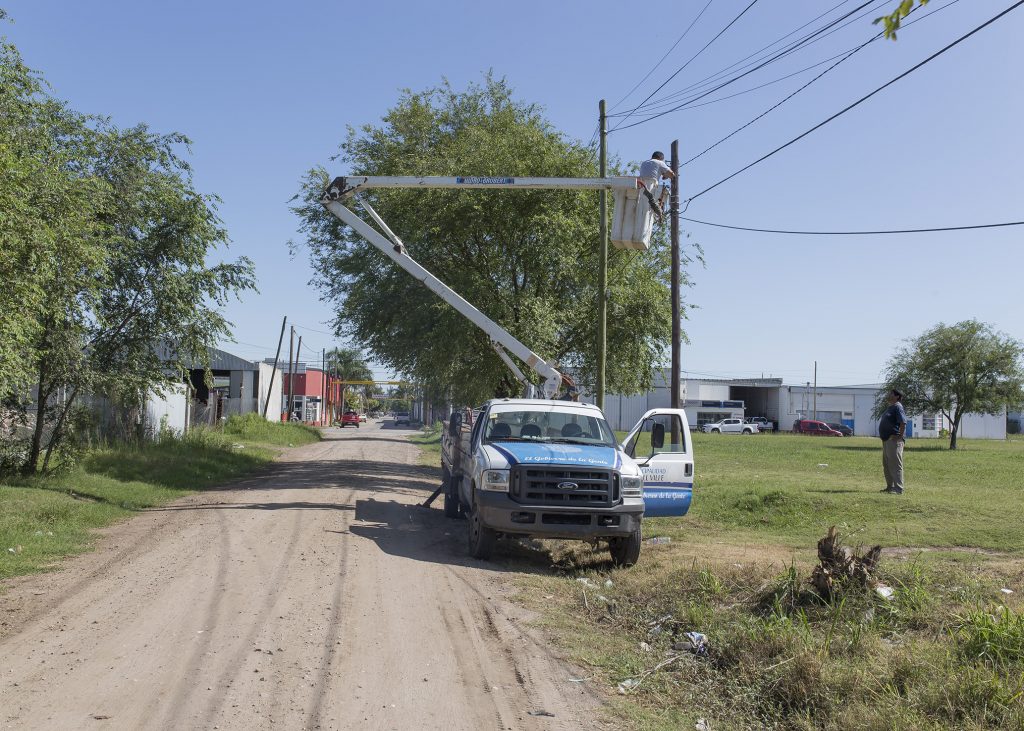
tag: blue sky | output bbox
[5,0,1021,387]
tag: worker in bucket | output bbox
[638,151,675,221]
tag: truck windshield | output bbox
[483,408,616,447]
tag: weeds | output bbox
[955,606,1024,671]
[519,548,1024,730]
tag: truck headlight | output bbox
[481,469,510,492]
[621,475,644,497]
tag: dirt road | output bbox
[0,422,603,730]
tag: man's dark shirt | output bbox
[878,402,907,441]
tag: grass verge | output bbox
[410,423,442,468]
[0,413,320,581]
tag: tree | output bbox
[294,75,694,405]
[878,320,1024,449]
[1,35,255,473]
[0,40,104,401]
[875,1,928,40]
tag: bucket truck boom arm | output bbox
[320,190,565,398]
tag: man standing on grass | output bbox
[878,388,907,494]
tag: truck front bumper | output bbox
[476,491,643,540]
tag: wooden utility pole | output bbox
[286,326,295,422]
[670,139,681,410]
[597,99,608,410]
[262,316,287,418]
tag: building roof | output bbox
[174,346,253,370]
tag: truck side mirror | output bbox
[651,423,665,450]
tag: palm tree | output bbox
[325,347,374,420]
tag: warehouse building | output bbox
[600,373,1007,439]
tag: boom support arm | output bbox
[326,175,637,200]
[320,195,564,398]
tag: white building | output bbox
[600,372,1007,439]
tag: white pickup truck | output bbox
[441,399,694,567]
[745,416,774,432]
[702,417,758,434]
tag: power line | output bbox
[684,36,880,166]
[292,323,337,336]
[613,0,879,132]
[607,0,717,113]
[623,0,886,116]
[610,0,761,132]
[682,217,1024,235]
[682,0,961,165]
[687,0,1024,203]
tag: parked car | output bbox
[359,413,367,423]
[792,419,844,436]
[341,410,360,428]
[827,422,854,437]
[744,416,774,433]
[702,418,757,434]
[394,412,411,426]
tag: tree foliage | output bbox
[874,0,929,40]
[0,35,255,473]
[294,76,694,405]
[877,320,1024,449]
[326,346,374,414]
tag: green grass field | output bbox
[654,432,1024,554]
[0,414,320,581]
[413,430,1024,731]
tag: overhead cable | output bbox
[607,0,717,113]
[687,0,1024,203]
[682,217,1024,235]
[613,0,880,131]
[624,0,887,115]
[682,0,961,165]
[610,0,761,132]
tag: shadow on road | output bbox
[149,501,357,513]
[347,497,571,574]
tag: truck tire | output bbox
[711,428,720,434]
[609,527,642,567]
[467,493,496,560]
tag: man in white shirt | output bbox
[637,151,675,220]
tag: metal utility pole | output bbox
[813,361,818,421]
[295,336,303,421]
[286,326,295,422]
[670,139,681,410]
[262,316,287,418]
[597,99,608,410]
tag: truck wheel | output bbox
[609,527,642,568]
[467,498,496,560]
[712,428,720,434]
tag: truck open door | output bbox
[621,409,693,518]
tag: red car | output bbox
[792,419,843,436]
[341,411,360,428]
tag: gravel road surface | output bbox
[0,420,603,730]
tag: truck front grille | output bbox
[510,466,618,507]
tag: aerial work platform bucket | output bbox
[611,181,656,251]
